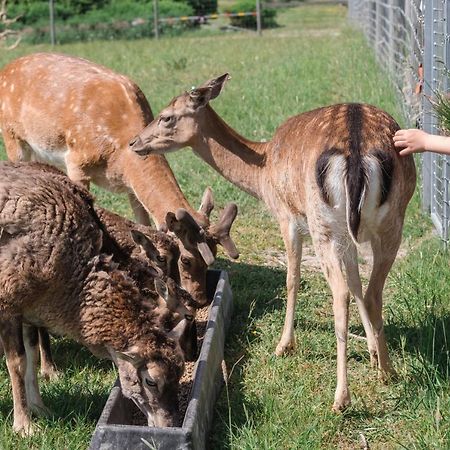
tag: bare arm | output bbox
[393,129,450,156]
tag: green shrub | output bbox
[185,0,217,16]
[225,0,277,29]
[18,0,195,44]
[9,1,73,26]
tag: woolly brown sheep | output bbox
[0,161,187,435]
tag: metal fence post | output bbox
[153,0,159,39]
[256,0,262,36]
[443,0,450,242]
[49,0,56,45]
[422,0,434,213]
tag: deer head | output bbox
[166,187,239,306]
[129,74,230,156]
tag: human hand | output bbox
[393,129,428,156]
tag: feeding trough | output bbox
[89,269,233,450]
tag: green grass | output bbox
[0,4,448,449]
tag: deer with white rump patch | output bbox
[0,52,239,308]
[129,74,417,411]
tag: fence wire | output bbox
[348,0,450,243]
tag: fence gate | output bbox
[348,0,450,243]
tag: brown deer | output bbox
[0,52,239,305]
[129,74,417,411]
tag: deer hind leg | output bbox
[38,328,59,380]
[275,217,303,356]
[342,246,378,368]
[364,232,400,380]
[313,236,352,411]
[23,325,51,417]
[0,317,34,435]
[128,192,152,226]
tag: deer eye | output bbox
[156,255,166,263]
[181,256,191,266]
[160,115,173,124]
[145,378,157,388]
[185,314,194,321]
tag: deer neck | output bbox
[119,151,207,227]
[192,106,267,200]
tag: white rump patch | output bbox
[322,154,347,212]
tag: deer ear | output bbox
[116,348,144,368]
[204,73,230,100]
[189,87,211,110]
[168,319,188,342]
[198,186,214,218]
[131,230,159,261]
[197,241,215,266]
[209,203,239,259]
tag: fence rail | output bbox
[348,0,450,243]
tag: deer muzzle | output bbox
[129,135,152,156]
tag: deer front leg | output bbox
[128,192,152,226]
[65,154,90,190]
[23,326,51,417]
[38,328,59,380]
[0,318,34,435]
[275,217,302,356]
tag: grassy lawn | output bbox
[1,4,449,449]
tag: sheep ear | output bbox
[168,319,188,342]
[155,278,178,311]
[131,230,159,261]
[116,349,144,368]
[154,278,168,302]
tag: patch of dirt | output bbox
[262,239,411,279]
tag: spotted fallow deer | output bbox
[129,74,417,411]
[0,52,239,306]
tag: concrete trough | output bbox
[89,269,233,450]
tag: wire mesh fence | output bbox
[348,0,450,243]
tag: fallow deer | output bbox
[129,74,417,411]
[0,52,239,306]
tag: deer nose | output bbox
[129,135,141,148]
[129,135,150,156]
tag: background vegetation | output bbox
[0,3,449,449]
[5,0,278,44]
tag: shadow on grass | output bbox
[385,313,450,384]
[0,386,108,428]
[209,258,290,449]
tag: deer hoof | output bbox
[379,367,397,383]
[14,420,37,437]
[30,403,52,418]
[274,339,296,356]
[40,366,60,381]
[332,398,351,413]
